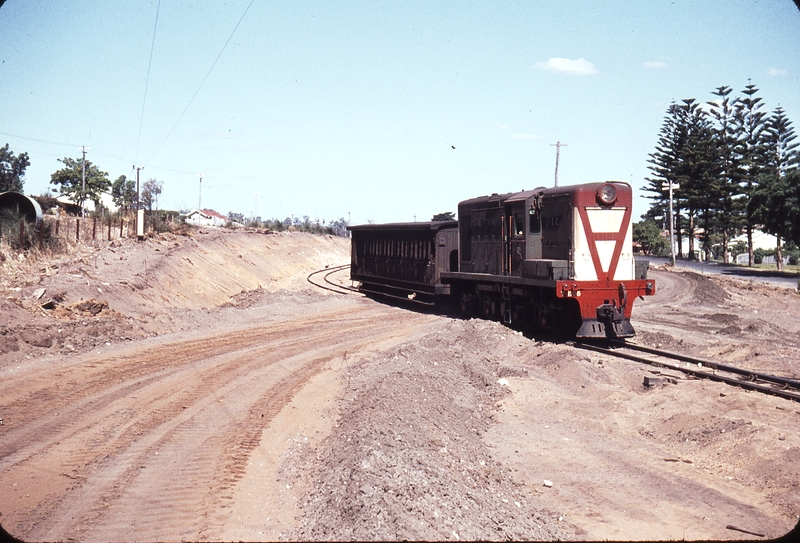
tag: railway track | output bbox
[307,264,361,295]
[573,339,800,402]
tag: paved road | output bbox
[645,256,800,289]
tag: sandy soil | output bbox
[1,229,798,541]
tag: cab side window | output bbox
[529,208,541,234]
[514,212,525,237]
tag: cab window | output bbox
[513,212,525,237]
[529,208,541,234]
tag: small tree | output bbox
[432,211,455,221]
[633,218,669,256]
[50,156,111,213]
[111,175,136,215]
[141,178,163,214]
[1,143,31,193]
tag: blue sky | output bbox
[2,0,799,225]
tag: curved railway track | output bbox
[310,264,800,404]
[573,339,800,402]
[307,264,360,296]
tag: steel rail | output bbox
[322,266,361,293]
[573,341,800,403]
[306,264,356,295]
[355,286,436,307]
[608,339,800,390]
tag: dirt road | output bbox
[1,292,443,541]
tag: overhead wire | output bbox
[146,0,256,166]
[0,130,80,148]
[134,0,161,166]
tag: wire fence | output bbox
[0,212,174,252]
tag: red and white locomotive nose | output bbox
[557,182,655,337]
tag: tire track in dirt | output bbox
[0,306,371,463]
[2,301,440,541]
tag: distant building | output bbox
[732,230,780,264]
[53,192,118,215]
[184,209,227,227]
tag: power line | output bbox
[134,0,161,165]
[0,131,80,148]
[146,0,256,165]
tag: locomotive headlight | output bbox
[597,184,617,205]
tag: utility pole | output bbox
[253,192,259,219]
[550,141,566,187]
[662,180,680,266]
[78,146,91,219]
[136,166,143,210]
[135,165,144,239]
[198,174,203,210]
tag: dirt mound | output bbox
[0,230,351,366]
[290,318,566,541]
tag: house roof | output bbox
[201,209,227,221]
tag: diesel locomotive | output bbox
[347,182,655,338]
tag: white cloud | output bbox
[643,60,667,69]
[767,67,787,76]
[510,133,542,140]
[496,123,510,130]
[533,57,599,75]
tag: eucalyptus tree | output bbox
[141,178,163,214]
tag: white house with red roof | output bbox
[184,208,227,227]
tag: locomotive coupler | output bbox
[596,303,625,324]
[596,283,633,338]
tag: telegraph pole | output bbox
[550,141,566,187]
[135,165,144,239]
[78,146,91,219]
[662,180,680,266]
[198,174,203,210]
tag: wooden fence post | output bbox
[92,217,97,240]
[76,218,80,242]
[108,218,112,241]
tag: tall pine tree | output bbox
[645,102,686,259]
[751,106,800,269]
[735,82,770,266]
[707,86,744,263]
